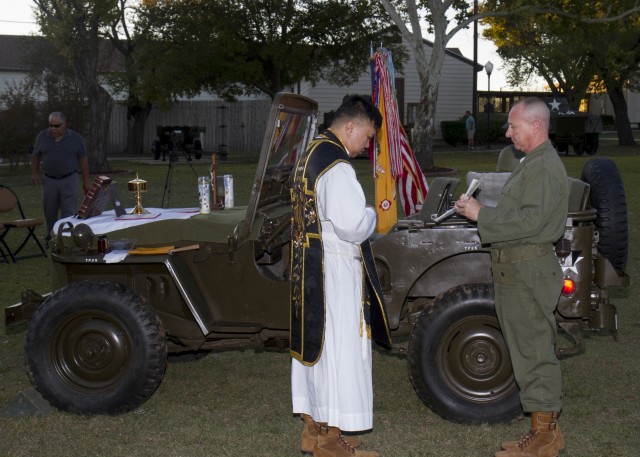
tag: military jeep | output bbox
[7,93,628,424]
[546,97,602,156]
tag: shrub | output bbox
[441,114,510,147]
[441,120,466,145]
[601,114,615,128]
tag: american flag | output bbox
[371,49,428,220]
[397,126,428,215]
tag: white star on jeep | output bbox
[562,254,584,275]
[548,99,561,111]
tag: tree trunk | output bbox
[380,0,449,172]
[607,84,636,146]
[122,103,152,156]
[86,86,114,172]
[73,55,113,173]
[413,71,438,171]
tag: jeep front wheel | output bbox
[407,284,521,424]
[25,280,167,414]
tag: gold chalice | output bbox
[127,174,150,215]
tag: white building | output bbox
[298,40,481,139]
[0,34,482,154]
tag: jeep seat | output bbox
[465,172,511,208]
[466,172,591,213]
[567,177,590,212]
[417,177,460,222]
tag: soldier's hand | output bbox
[455,194,482,221]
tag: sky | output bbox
[0,0,546,92]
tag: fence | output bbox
[107,99,272,158]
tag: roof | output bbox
[0,34,125,72]
[0,35,34,71]
[422,40,485,72]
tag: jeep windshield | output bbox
[241,94,318,241]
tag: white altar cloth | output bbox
[53,208,200,236]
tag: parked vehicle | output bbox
[546,97,602,156]
[155,125,206,161]
[6,93,628,424]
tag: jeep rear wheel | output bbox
[585,133,599,155]
[573,142,584,155]
[580,158,628,271]
[25,280,167,414]
[407,284,521,424]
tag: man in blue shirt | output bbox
[31,112,90,245]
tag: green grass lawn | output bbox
[1,143,639,456]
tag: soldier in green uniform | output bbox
[455,97,568,457]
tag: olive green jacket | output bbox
[478,140,568,247]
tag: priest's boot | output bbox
[495,412,564,457]
[300,415,361,455]
[313,424,378,457]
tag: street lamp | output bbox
[485,60,493,149]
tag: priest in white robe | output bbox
[290,95,391,457]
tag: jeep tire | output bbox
[585,132,600,155]
[581,158,628,271]
[25,280,167,414]
[573,142,584,156]
[407,284,521,424]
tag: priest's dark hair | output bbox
[332,95,382,130]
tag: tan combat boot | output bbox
[313,423,379,457]
[495,412,564,457]
[300,415,362,454]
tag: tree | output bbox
[483,0,640,146]
[135,0,403,100]
[131,0,232,102]
[585,3,640,146]
[22,36,90,132]
[0,81,39,158]
[380,0,474,171]
[0,36,89,156]
[104,0,153,156]
[33,0,121,172]
[379,1,640,170]
[482,10,594,108]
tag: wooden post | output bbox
[210,153,223,210]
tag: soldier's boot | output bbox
[300,415,362,454]
[499,412,564,451]
[496,412,564,457]
[313,424,378,457]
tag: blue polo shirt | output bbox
[33,128,87,177]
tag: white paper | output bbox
[431,178,480,223]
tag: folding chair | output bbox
[0,184,47,262]
[0,222,9,263]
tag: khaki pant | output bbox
[492,251,563,412]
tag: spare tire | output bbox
[580,158,628,271]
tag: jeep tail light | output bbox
[562,278,576,296]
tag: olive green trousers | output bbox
[491,251,563,413]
